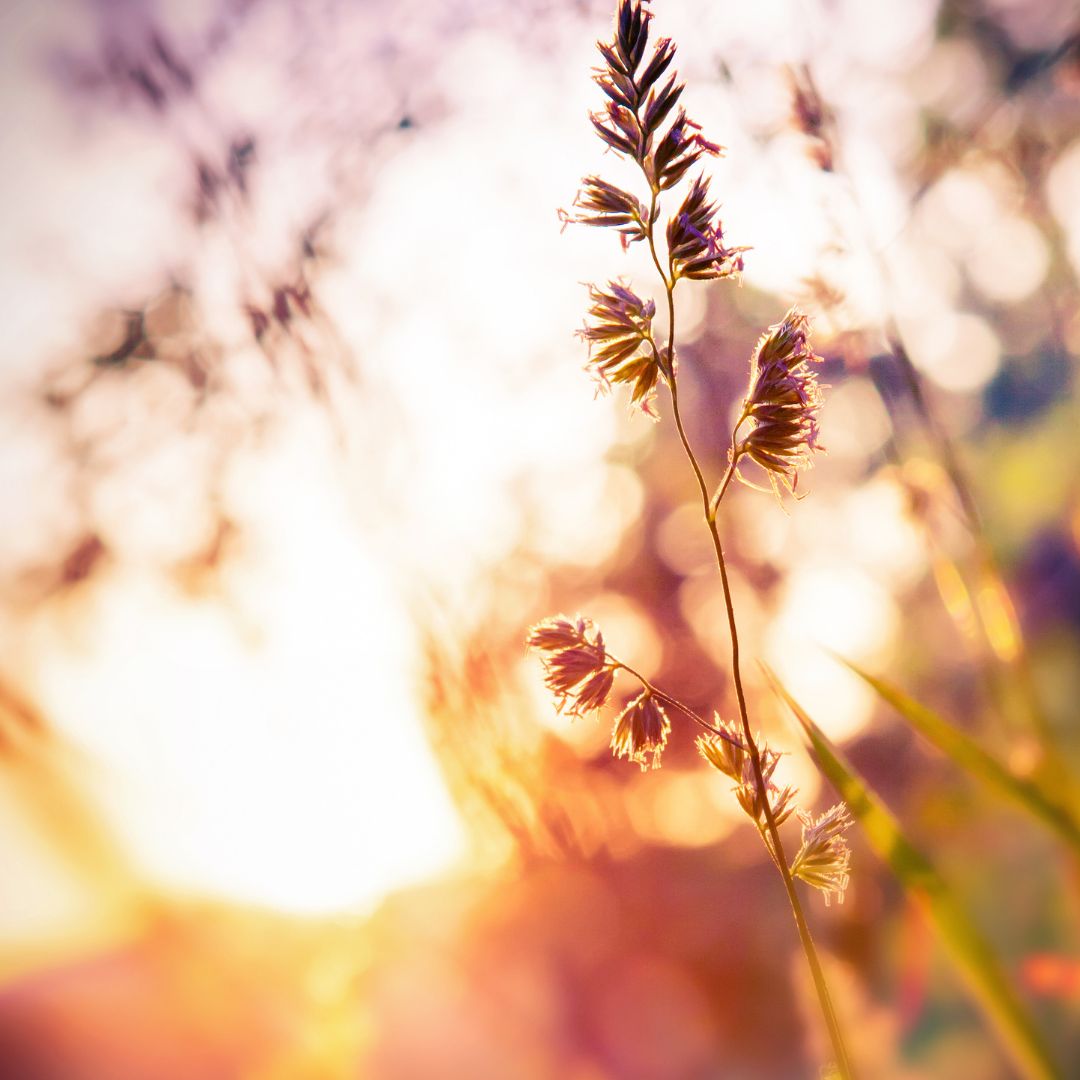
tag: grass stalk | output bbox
[668,365,855,1080]
[643,181,853,1077]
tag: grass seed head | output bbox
[527,615,615,717]
[580,281,661,417]
[791,803,854,905]
[739,307,825,496]
[611,690,671,770]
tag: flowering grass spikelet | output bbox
[586,0,724,193]
[738,307,825,496]
[666,176,746,281]
[580,281,661,416]
[527,615,614,718]
[569,176,650,245]
[790,803,854,906]
[611,690,671,770]
[565,0,749,421]
[695,715,745,780]
[698,726,798,829]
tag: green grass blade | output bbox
[839,657,1080,855]
[763,666,1059,1080]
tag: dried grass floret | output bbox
[587,0,722,193]
[737,307,825,496]
[790,803,853,905]
[527,615,614,717]
[611,690,671,770]
[568,177,651,245]
[698,724,798,830]
[580,281,661,416]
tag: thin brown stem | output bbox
[610,658,746,750]
[668,381,855,1080]
[710,418,750,518]
[634,112,852,1079]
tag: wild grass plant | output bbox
[528,2,1077,1077]
[529,2,855,1073]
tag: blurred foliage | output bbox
[1,0,1080,1078]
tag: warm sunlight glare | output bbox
[766,563,900,741]
[30,424,465,915]
[0,11,643,918]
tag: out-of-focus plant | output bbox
[766,51,1080,1076]
[840,658,1080,855]
[529,3,856,1074]
[784,57,1076,800]
[767,670,1059,1080]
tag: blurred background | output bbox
[0,0,1078,1076]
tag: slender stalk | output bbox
[641,183,854,1073]
[611,658,746,750]
[710,451,741,518]
[668,377,855,1079]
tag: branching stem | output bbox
[670,366,855,1080]
[642,179,855,1079]
[610,658,745,750]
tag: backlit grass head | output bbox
[736,307,825,497]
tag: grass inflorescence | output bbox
[529,3,856,1075]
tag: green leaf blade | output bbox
[839,658,1080,856]
[764,666,1059,1080]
